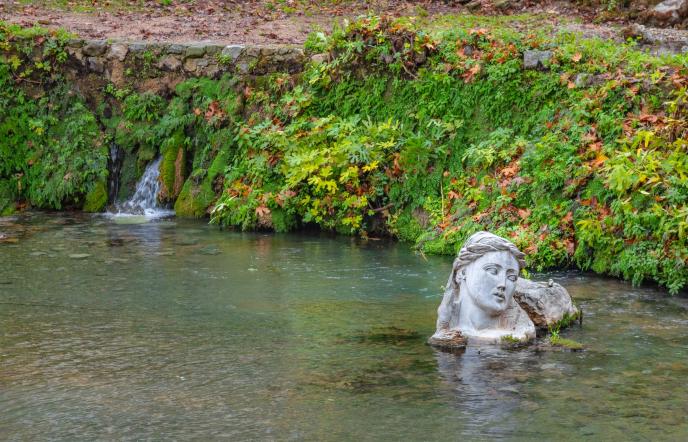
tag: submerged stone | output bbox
[69,253,91,259]
[350,326,422,345]
[198,245,221,255]
[427,330,467,351]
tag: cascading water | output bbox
[109,157,174,219]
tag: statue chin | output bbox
[456,295,536,345]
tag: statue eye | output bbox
[484,266,498,275]
[507,275,518,282]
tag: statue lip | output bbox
[492,291,506,301]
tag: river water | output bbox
[1,213,687,440]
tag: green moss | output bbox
[82,181,108,212]
[549,335,584,351]
[550,311,581,331]
[500,335,521,344]
[388,211,425,243]
[174,179,215,218]
[159,141,186,202]
[270,207,297,233]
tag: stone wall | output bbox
[64,39,307,95]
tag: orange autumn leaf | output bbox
[469,28,488,37]
[500,162,520,179]
[463,64,481,83]
[590,153,608,168]
[562,211,574,224]
[255,205,271,217]
[517,208,531,219]
[564,238,575,254]
[589,141,602,152]
[571,52,582,63]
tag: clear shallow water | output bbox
[1,213,687,441]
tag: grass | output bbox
[549,334,584,351]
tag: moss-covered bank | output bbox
[3,17,688,293]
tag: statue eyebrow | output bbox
[482,263,502,269]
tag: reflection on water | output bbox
[1,213,687,440]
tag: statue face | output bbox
[458,251,519,316]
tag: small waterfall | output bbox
[109,157,174,219]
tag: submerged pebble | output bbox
[198,245,221,255]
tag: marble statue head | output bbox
[451,231,525,315]
[432,231,535,345]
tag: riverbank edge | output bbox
[4,19,688,294]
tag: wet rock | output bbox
[237,61,251,74]
[158,55,182,71]
[221,44,244,62]
[107,43,128,62]
[128,42,148,53]
[427,330,467,351]
[87,57,105,74]
[175,237,199,246]
[523,50,552,70]
[155,251,174,256]
[349,326,421,345]
[382,53,395,64]
[574,73,590,88]
[204,44,225,56]
[310,53,328,65]
[466,1,482,12]
[534,338,584,352]
[68,253,91,259]
[646,0,688,26]
[185,43,206,58]
[167,44,184,55]
[183,58,198,73]
[65,38,85,48]
[244,46,261,59]
[199,245,221,255]
[514,278,579,329]
[206,64,223,78]
[82,40,107,57]
[624,24,688,55]
[573,73,609,89]
[494,0,516,11]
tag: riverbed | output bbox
[1,213,687,440]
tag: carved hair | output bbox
[452,231,526,280]
[435,231,525,331]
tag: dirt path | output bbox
[0,0,469,44]
[3,0,688,53]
